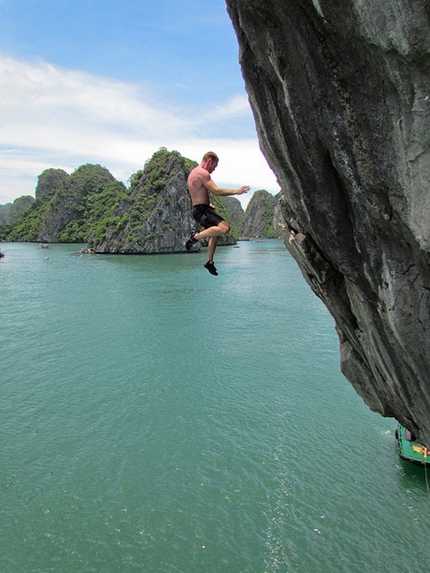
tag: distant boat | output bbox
[41,244,50,249]
[395,424,430,466]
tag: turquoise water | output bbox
[1,240,429,573]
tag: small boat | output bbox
[395,424,430,466]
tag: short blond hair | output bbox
[202,151,219,163]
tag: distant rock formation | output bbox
[239,189,279,238]
[0,203,12,225]
[36,168,69,204]
[2,149,287,252]
[3,164,126,243]
[92,149,199,253]
[220,196,244,229]
[227,0,430,445]
[0,195,34,225]
[219,192,284,239]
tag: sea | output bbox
[1,240,429,573]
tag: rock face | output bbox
[4,165,125,243]
[240,189,279,238]
[1,150,243,250]
[36,168,69,204]
[0,195,34,225]
[226,0,430,445]
[42,165,123,243]
[221,196,244,229]
[219,192,284,239]
[94,149,242,253]
[93,150,198,253]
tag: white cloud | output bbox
[0,54,280,206]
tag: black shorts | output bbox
[192,204,224,229]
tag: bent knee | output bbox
[220,221,230,234]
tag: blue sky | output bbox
[0,0,279,207]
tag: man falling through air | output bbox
[186,152,250,275]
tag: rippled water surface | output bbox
[2,241,429,572]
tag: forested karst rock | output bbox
[218,192,284,239]
[1,150,242,249]
[239,189,279,238]
[36,168,69,204]
[93,149,241,253]
[0,195,34,225]
[220,196,244,229]
[5,164,125,243]
[226,0,430,445]
[92,150,198,253]
[44,165,122,243]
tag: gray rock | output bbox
[0,195,34,225]
[226,0,430,445]
[94,155,197,254]
[239,189,279,238]
[219,196,244,228]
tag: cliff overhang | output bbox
[226,0,430,446]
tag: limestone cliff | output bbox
[92,149,238,254]
[92,149,198,253]
[239,189,279,238]
[0,195,34,226]
[219,193,284,239]
[5,165,125,243]
[226,0,430,445]
[2,150,241,251]
[220,196,244,229]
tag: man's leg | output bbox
[207,236,220,263]
[187,218,230,274]
[194,220,230,242]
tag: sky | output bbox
[0,0,280,208]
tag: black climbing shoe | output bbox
[186,233,198,251]
[204,261,218,276]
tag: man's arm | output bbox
[204,175,250,196]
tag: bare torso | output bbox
[187,166,211,206]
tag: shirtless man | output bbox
[186,151,250,275]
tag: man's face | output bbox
[207,158,218,173]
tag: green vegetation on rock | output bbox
[2,164,126,243]
[0,148,280,251]
[239,189,279,238]
[0,195,35,229]
[91,148,198,253]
